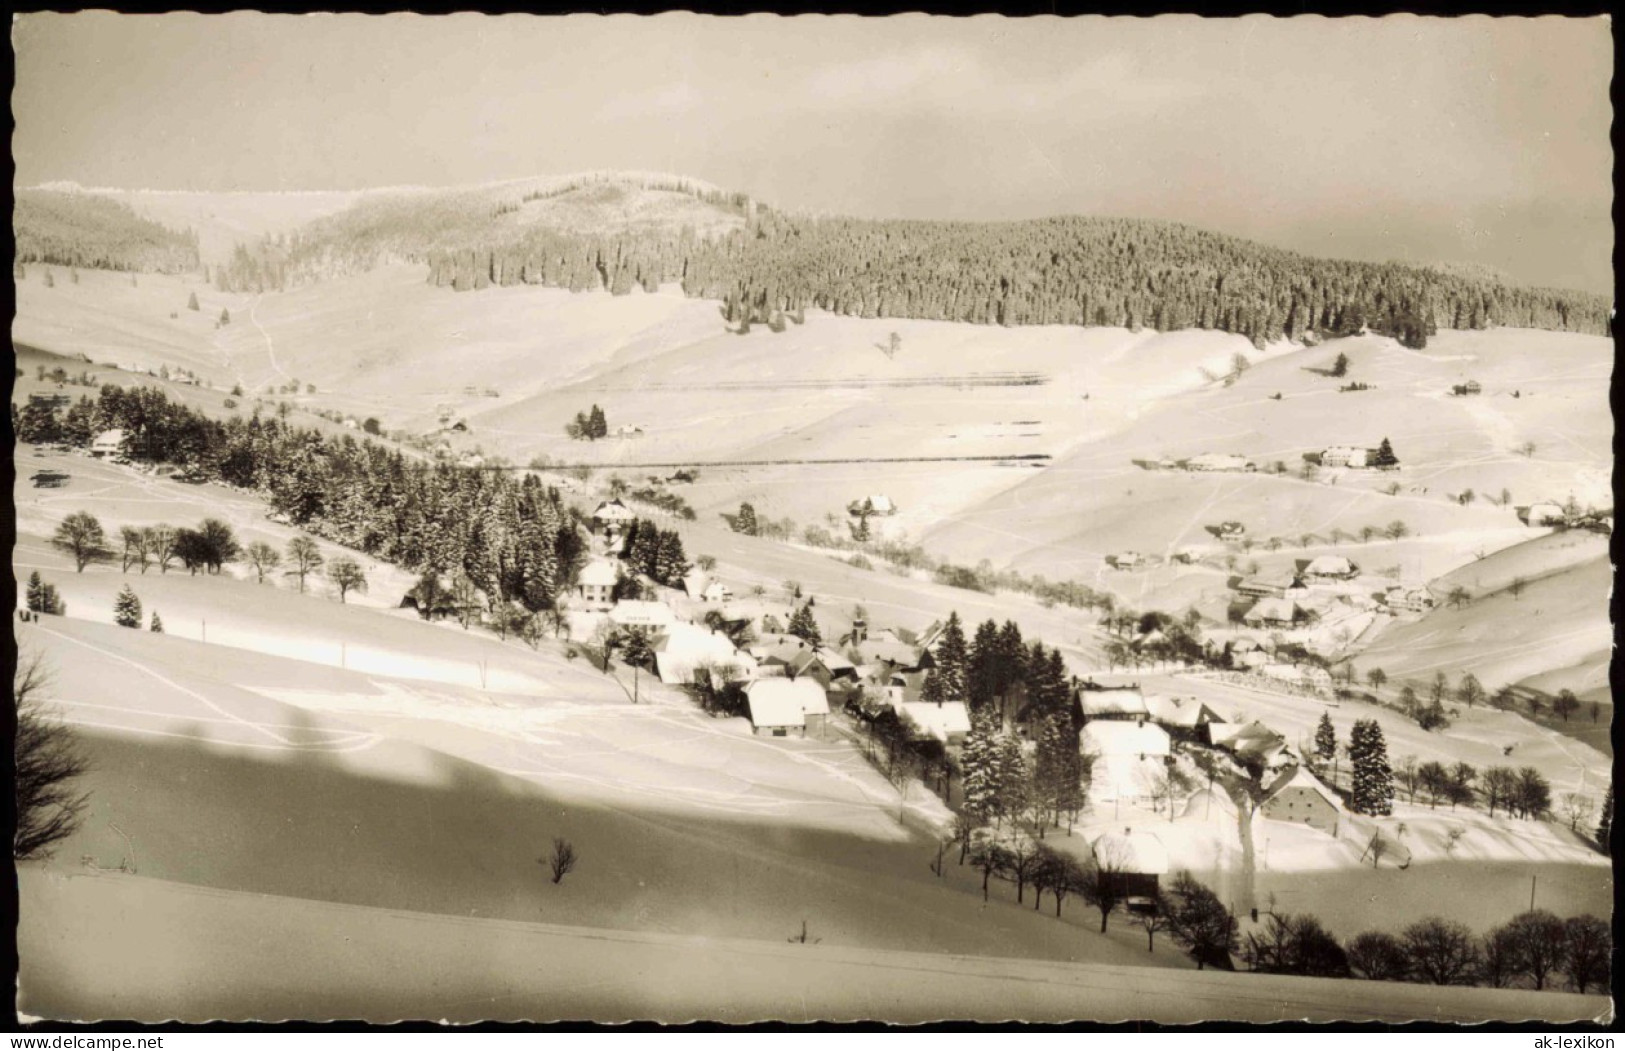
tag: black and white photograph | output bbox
[8,11,1614,1026]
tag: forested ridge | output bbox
[14,189,200,273]
[14,388,584,614]
[21,174,1610,345]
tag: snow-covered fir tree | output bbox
[933,611,969,703]
[1348,718,1395,816]
[113,585,142,629]
[1314,711,1337,762]
[787,603,822,647]
[150,611,164,633]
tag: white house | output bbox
[1321,445,1369,469]
[1090,828,1170,907]
[609,600,675,629]
[1110,551,1146,570]
[1382,585,1435,614]
[1081,720,1172,803]
[849,494,896,516]
[1143,695,1222,732]
[91,429,126,458]
[1261,663,1333,692]
[1243,596,1303,628]
[1188,453,1255,473]
[577,560,617,610]
[900,700,972,745]
[746,678,829,737]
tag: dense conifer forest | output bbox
[14,388,583,613]
[14,189,200,273]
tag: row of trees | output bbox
[16,385,586,616]
[1241,908,1609,994]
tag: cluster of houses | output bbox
[1520,501,1612,534]
[1145,453,1258,473]
[1317,444,1397,470]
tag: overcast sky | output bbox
[12,13,1613,294]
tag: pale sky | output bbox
[11,13,1614,294]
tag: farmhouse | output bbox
[1109,551,1146,570]
[576,560,617,609]
[1321,446,1369,469]
[1236,573,1297,599]
[848,494,897,516]
[1260,662,1333,692]
[1522,502,1566,527]
[1451,379,1482,396]
[746,678,829,738]
[1260,765,1342,835]
[1242,596,1305,628]
[1215,521,1246,540]
[1303,555,1359,581]
[1090,828,1170,911]
[29,392,71,410]
[1188,453,1256,473]
[1080,720,1171,804]
[91,428,126,458]
[614,424,644,438]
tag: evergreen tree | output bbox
[653,529,688,585]
[966,618,1000,715]
[1033,712,1080,829]
[187,291,199,311]
[150,611,164,633]
[113,585,142,629]
[1372,437,1400,469]
[734,502,759,536]
[1314,711,1337,763]
[993,732,1030,825]
[1348,719,1395,816]
[26,571,47,614]
[787,603,822,647]
[219,307,231,325]
[959,714,1001,821]
[587,404,608,440]
[933,611,969,703]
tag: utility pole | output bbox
[1530,874,1537,911]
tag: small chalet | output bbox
[1303,555,1359,581]
[848,494,896,517]
[1215,521,1246,540]
[1109,552,1146,570]
[1321,446,1369,469]
[91,429,126,458]
[1237,573,1297,599]
[577,560,617,609]
[1260,764,1342,835]
[1090,828,1170,911]
[591,499,637,537]
[746,678,829,738]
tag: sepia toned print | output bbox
[10,12,1612,1025]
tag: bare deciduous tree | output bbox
[544,837,578,884]
[14,651,91,860]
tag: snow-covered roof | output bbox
[1305,555,1356,577]
[1179,787,1239,823]
[854,637,921,669]
[1091,828,1170,875]
[1143,695,1216,728]
[1263,764,1342,809]
[1079,688,1148,718]
[900,700,972,742]
[681,568,710,596]
[746,677,828,725]
[609,600,674,626]
[1081,720,1170,757]
[815,647,856,674]
[1243,596,1300,624]
[592,499,636,521]
[578,560,618,587]
[93,428,125,446]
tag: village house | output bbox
[1143,695,1223,735]
[900,700,973,746]
[1382,585,1435,615]
[1077,685,1150,722]
[653,622,750,686]
[1450,379,1482,396]
[1260,764,1342,835]
[577,560,617,610]
[29,391,71,410]
[746,678,828,738]
[90,428,126,459]
[1215,521,1246,540]
[1321,445,1370,469]
[1080,720,1172,804]
[608,599,676,630]
[1109,551,1146,570]
[613,424,644,438]
[591,499,637,538]
[1260,662,1333,693]
[848,494,897,517]
[1303,554,1359,582]
[1236,572,1298,599]
[1090,828,1170,912]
